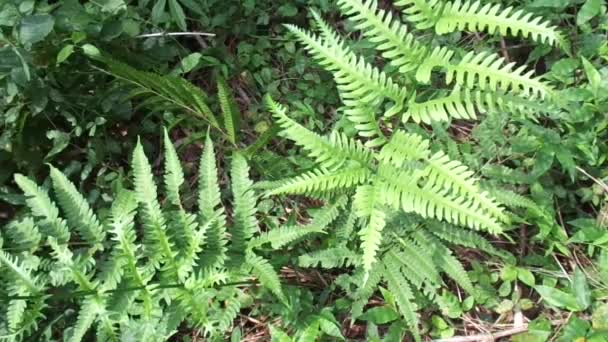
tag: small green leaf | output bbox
[82,44,100,57]
[535,286,581,311]
[517,268,536,287]
[360,306,399,325]
[269,325,293,342]
[560,316,591,341]
[572,267,591,310]
[278,4,298,17]
[593,304,608,331]
[151,0,166,24]
[577,0,602,26]
[501,265,518,281]
[45,130,70,161]
[168,0,186,30]
[581,57,602,96]
[495,299,514,314]
[20,14,54,44]
[56,45,74,65]
[175,52,201,74]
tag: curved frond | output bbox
[266,167,371,197]
[251,225,325,250]
[246,253,286,303]
[132,140,179,275]
[197,134,228,269]
[69,297,104,342]
[298,247,361,268]
[446,51,552,99]
[436,0,560,45]
[353,185,386,280]
[338,0,428,73]
[14,174,70,243]
[217,77,240,144]
[267,96,373,168]
[284,24,407,114]
[405,86,551,124]
[382,251,420,341]
[378,164,503,233]
[49,166,105,247]
[163,128,185,207]
[393,235,442,286]
[0,250,41,293]
[230,153,258,257]
[413,230,475,294]
[396,0,443,29]
[427,223,512,259]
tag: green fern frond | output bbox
[393,235,442,286]
[436,0,560,45]
[298,247,361,268]
[132,139,179,275]
[486,187,538,209]
[162,129,185,207]
[337,0,428,73]
[7,299,27,333]
[405,86,550,123]
[267,97,373,168]
[162,129,198,263]
[69,297,104,342]
[341,102,387,147]
[198,134,224,220]
[406,87,478,123]
[246,253,286,303]
[335,206,357,245]
[284,24,407,115]
[267,167,371,197]
[230,153,258,259]
[4,217,42,252]
[396,0,443,29]
[49,166,105,247]
[382,251,420,341]
[423,151,507,222]
[197,134,227,269]
[217,77,240,144]
[353,185,386,280]
[250,225,325,250]
[415,46,454,83]
[309,196,348,227]
[0,251,41,293]
[101,58,218,127]
[427,223,512,259]
[414,230,475,294]
[14,174,70,243]
[378,131,430,166]
[446,51,551,99]
[378,165,503,233]
[216,296,242,333]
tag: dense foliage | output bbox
[1,0,607,340]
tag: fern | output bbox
[100,58,218,126]
[435,0,560,45]
[2,131,322,340]
[338,0,428,73]
[299,247,361,268]
[397,0,560,45]
[49,166,105,248]
[246,253,286,303]
[14,174,70,243]
[263,2,558,333]
[217,77,240,144]
[353,185,386,280]
[382,251,420,341]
